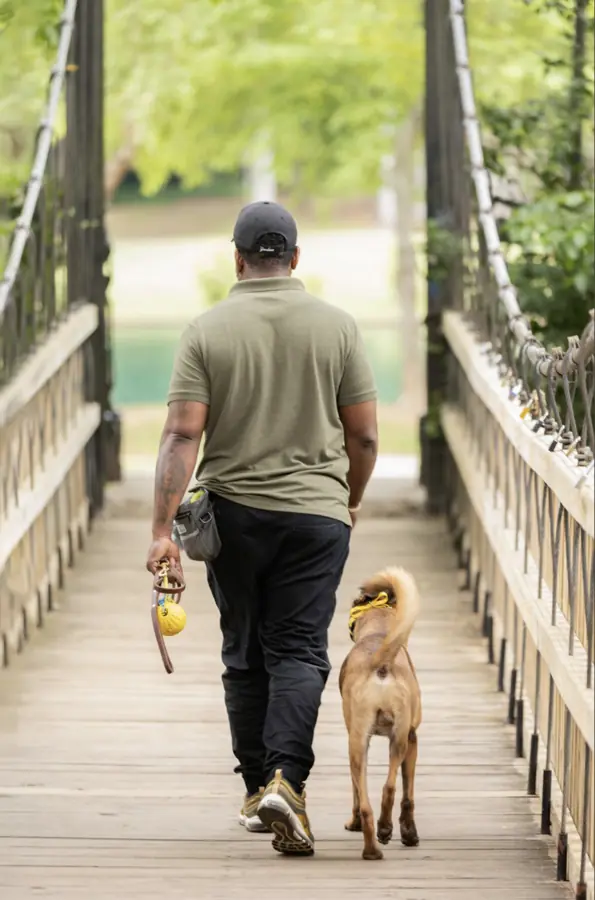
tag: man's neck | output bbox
[238,269,291,282]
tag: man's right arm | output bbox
[338,321,378,521]
[339,400,378,516]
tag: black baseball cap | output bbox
[232,201,298,257]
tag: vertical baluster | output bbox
[567,516,578,656]
[556,707,571,881]
[498,581,508,692]
[523,468,533,575]
[536,481,547,600]
[575,745,591,900]
[581,527,594,689]
[503,434,510,531]
[514,453,523,552]
[541,676,554,835]
[552,503,564,627]
[509,604,518,725]
[516,623,527,758]
[528,653,541,794]
[485,546,495,664]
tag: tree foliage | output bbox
[105,0,572,198]
[467,0,577,103]
[2,0,594,355]
[0,1,64,194]
[504,191,594,346]
[480,0,595,347]
[0,0,423,198]
[1,0,584,201]
[105,0,423,196]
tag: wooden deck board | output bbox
[0,484,572,899]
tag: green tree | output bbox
[3,0,571,200]
[0,1,63,196]
[478,0,595,348]
[5,0,591,389]
[103,0,425,410]
[104,0,423,198]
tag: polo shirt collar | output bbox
[229,277,305,295]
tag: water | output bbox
[112,324,403,407]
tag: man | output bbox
[146,201,378,856]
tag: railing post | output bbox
[421,0,453,514]
[75,0,122,514]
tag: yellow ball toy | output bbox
[157,600,187,636]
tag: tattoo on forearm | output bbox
[153,433,198,537]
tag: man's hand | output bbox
[149,399,208,577]
[146,536,182,575]
[349,508,359,529]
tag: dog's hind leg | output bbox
[377,731,407,845]
[399,729,420,846]
[343,702,362,833]
[344,772,362,833]
[348,727,382,860]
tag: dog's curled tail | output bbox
[367,567,420,671]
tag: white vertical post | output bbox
[246,133,277,203]
[377,152,398,229]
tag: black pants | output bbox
[206,495,350,795]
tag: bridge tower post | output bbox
[420,0,462,514]
[70,0,122,511]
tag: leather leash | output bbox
[151,561,186,674]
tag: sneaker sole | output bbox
[257,794,314,855]
[238,812,270,833]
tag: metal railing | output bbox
[0,0,119,666]
[447,0,594,464]
[425,2,595,897]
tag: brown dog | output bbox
[339,567,422,860]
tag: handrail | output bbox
[430,3,595,894]
[0,0,116,666]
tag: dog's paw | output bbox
[345,813,362,832]
[400,822,419,847]
[376,821,393,845]
[362,845,384,861]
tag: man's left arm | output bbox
[146,324,210,574]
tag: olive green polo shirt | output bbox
[167,276,377,525]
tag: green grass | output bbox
[121,406,418,459]
[111,323,422,408]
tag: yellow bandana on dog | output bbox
[348,591,390,641]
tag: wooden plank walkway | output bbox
[0,477,572,899]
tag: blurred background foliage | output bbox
[1,0,593,458]
[3,0,588,200]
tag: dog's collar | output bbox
[348,591,390,641]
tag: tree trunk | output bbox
[247,150,277,203]
[104,142,134,204]
[394,107,424,417]
[244,131,277,203]
[377,151,397,228]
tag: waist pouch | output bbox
[172,488,222,562]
